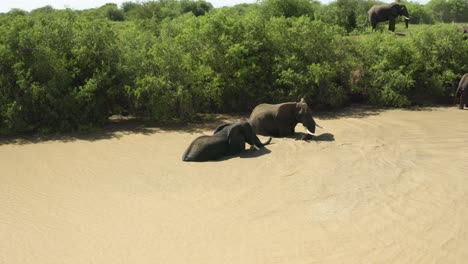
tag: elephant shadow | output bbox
[240,146,272,159]
[293,132,335,142]
[216,146,272,161]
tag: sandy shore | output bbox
[1,107,467,263]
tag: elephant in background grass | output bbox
[368,3,410,32]
[182,121,272,162]
[456,73,468,109]
[248,98,318,139]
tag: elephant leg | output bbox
[389,19,395,32]
[460,94,465,109]
[370,18,377,30]
[228,137,245,155]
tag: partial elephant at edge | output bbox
[456,73,468,110]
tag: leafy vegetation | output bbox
[0,0,467,135]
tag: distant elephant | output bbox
[456,73,468,109]
[368,3,410,32]
[248,98,317,138]
[182,121,272,162]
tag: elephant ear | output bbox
[227,125,241,145]
[277,102,297,121]
[390,4,399,16]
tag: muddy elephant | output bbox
[182,121,271,162]
[368,3,410,32]
[248,98,317,138]
[456,73,468,109]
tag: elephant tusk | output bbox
[253,145,260,150]
[307,129,315,135]
[404,16,410,20]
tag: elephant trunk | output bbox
[404,17,409,28]
[262,137,272,146]
[252,136,272,150]
[302,117,316,135]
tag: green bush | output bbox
[0,2,467,136]
[267,17,352,107]
[410,24,468,102]
[354,24,468,106]
[0,12,126,134]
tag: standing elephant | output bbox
[368,3,410,32]
[456,73,468,109]
[182,121,272,162]
[248,98,317,138]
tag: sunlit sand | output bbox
[1,107,467,263]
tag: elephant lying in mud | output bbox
[182,121,272,162]
[456,73,468,109]
[248,98,318,139]
[368,2,410,32]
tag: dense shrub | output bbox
[427,0,468,23]
[316,0,378,32]
[0,1,467,135]
[354,24,468,106]
[410,24,468,103]
[266,17,352,107]
[405,2,435,24]
[260,0,319,18]
[0,12,125,133]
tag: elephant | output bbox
[182,121,272,162]
[456,73,468,109]
[248,98,318,138]
[368,3,410,32]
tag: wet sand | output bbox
[1,107,467,263]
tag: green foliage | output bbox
[120,0,212,22]
[107,8,125,21]
[266,17,351,107]
[0,1,467,135]
[404,2,435,24]
[427,0,468,23]
[355,33,415,106]
[181,0,213,16]
[260,0,319,18]
[0,12,126,134]
[410,24,468,102]
[317,0,378,32]
[354,24,468,106]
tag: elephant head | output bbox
[386,3,410,29]
[392,4,410,28]
[214,121,271,152]
[278,98,316,136]
[238,121,272,149]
